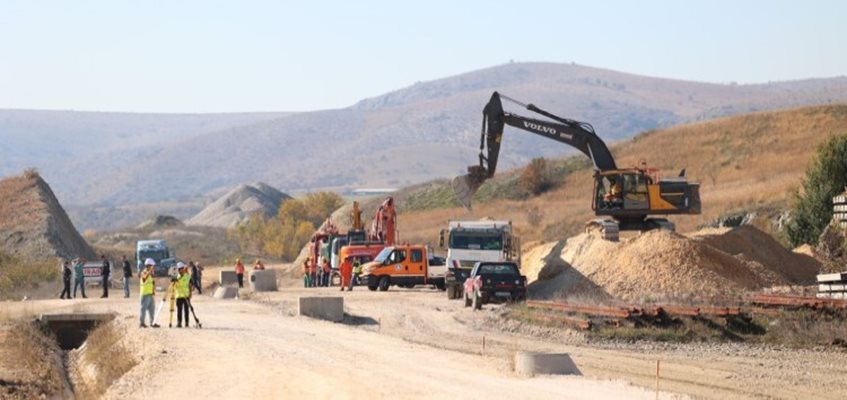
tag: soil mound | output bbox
[0,171,95,261]
[690,225,819,282]
[530,227,815,302]
[188,182,291,228]
[136,215,183,230]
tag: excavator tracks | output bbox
[585,219,620,241]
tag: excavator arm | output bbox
[453,91,617,209]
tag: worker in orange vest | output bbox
[234,258,245,288]
[302,257,311,287]
[340,257,353,291]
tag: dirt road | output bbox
[257,286,847,400]
[3,281,846,399]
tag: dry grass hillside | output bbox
[396,104,847,246]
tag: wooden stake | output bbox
[655,359,660,400]
[482,336,486,356]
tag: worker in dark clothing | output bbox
[59,261,72,299]
[100,254,111,298]
[190,261,204,294]
[122,255,132,298]
[73,258,87,298]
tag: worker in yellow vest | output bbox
[175,262,192,328]
[139,259,159,328]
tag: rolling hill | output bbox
[4,62,847,231]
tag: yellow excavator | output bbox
[452,92,701,241]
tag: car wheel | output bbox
[367,284,377,291]
[377,276,390,291]
[435,281,446,291]
[472,290,481,311]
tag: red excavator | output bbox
[333,197,399,282]
[452,92,701,240]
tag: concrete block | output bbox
[514,352,581,377]
[220,271,238,285]
[214,286,238,299]
[298,296,344,322]
[250,270,278,292]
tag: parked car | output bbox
[463,262,526,310]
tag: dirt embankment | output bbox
[529,226,820,302]
[0,171,95,261]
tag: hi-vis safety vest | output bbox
[140,275,154,296]
[176,274,191,299]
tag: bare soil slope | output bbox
[0,171,95,261]
[188,182,292,228]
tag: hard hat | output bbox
[177,262,186,269]
[145,258,156,266]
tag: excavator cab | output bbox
[592,170,651,214]
[590,168,701,236]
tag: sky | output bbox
[1,0,845,113]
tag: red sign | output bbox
[82,263,104,281]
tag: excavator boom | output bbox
[453,91,616,209]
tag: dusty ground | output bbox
[2,275,846,399]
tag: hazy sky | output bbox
[1,0,845,113]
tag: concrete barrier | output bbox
[214,286,238,299]
[250,270,278,292]
[219,271,238,285]
[514,352,581,377]
[298,296,344,322]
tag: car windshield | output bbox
[138,250,167,262]
[448,231,502,250]
[374,247,394,263]
[477,263,519,275]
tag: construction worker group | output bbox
[139,258,200,328]
[59,254,131,299]
[302,256,362,291]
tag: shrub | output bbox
[786,134,847,246]
[519,157,552,196]
[0,252,58,300]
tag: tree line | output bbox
[229,192,344,261]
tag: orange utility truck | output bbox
[359,244,445,291]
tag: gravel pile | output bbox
[529,226,820,302]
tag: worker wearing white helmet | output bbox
[139,258,159,328]
[175,262,192,328]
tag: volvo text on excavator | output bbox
[452,91,701,241]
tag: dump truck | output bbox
[359,244,446,291]
[440,220,520,300]
[135,239,176,277]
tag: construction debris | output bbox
[817,272,847,299]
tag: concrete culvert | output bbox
[514,352,581,377]
[38,313,115,350]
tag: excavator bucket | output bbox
[451,173,481,211]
